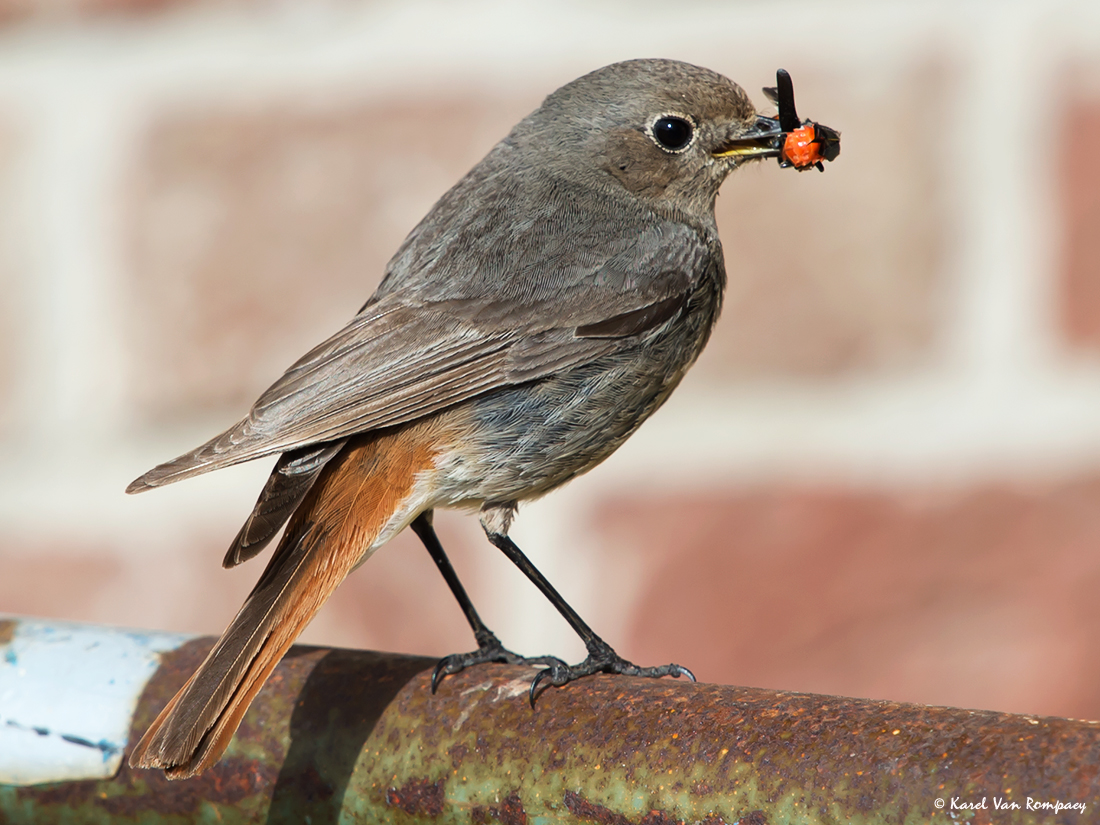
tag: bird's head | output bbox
[513,58,838,220]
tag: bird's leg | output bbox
[411,511,560,691]
[412,511,497,648]
[479,503,694,704]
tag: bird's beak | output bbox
[711,115,785,160]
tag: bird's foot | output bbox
[431,631,564,693]
[528,641,694,705]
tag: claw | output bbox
[431,657,452,694]
[432,638,694,702]
[529,667,553,706]
[525,656,693,704]
[673,664,696,682]
[431,644,567,693]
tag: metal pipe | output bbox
[2,614,1098,823]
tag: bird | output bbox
[126,58,838,778]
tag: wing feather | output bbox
[128,220,715,493]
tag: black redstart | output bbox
[127,58,839,778]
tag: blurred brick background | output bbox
[2,0,1100,721]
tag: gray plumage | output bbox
[127,58,824,778]
[128,59,755,497]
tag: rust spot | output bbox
[449,742,470,767]
[562,789,744,825]
[15,781,93,808]
[471,792,528,825]
[0,618,16,645]
[14,755,276,817]
[386,777,445,817]
[497,792,527,825]
[563,790,633,825]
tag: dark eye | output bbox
[651,116,694,151]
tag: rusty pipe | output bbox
[2,615,1097,823]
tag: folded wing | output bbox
[128,223,712,493]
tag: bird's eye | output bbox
[650,116,694,152]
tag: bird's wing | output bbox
[128,224,713,492]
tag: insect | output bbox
[763,68,841,172]
[714,68,840,172]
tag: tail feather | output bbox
[223,439,347,568]
[129,513,351,777]
[128,425,440,778]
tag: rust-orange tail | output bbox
[128,425,438,778]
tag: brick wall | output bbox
[2,0,1100,720]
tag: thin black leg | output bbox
[411,511,562,691]
[483,531,604,649]
[484,530,695,703]
[411,512,498,648]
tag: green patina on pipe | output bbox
[3,623,1098,824]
